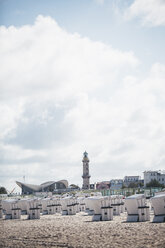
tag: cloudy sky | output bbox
[0,0,165,191]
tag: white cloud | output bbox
[0,15,165,191]
[94,0,105,5]
[124,0,165,26]
[0,15,138,100]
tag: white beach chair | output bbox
[2,199,18,219]
[0,200,3,218]
[41,198,50,215]
[151,194,165,223]
[28,199,40,219]
[87,196,104,221]
[11,202,21,219]
[61,196,74,215]
[17,198,30,215]
[47,199,56,214]
[84,197,92,214]
[67,198,77,215]
[125,194,150,222]
[111,195,122,216]
[101,196,113,221]
[78,197,86,212]
[53,198,62,214]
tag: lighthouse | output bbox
[82,151,90,189]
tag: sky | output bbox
[0,0,165,192]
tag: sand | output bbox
[0,212,165,248]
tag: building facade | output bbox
[96,181,110,190]
[110,179,123,190]
[82,151,91,189]
[144,171,165,187]
[16,180,68,195]
[123,176,141,187]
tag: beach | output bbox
[0,212,165,248]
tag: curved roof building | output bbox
[16,180,68,195]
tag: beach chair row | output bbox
[0,193,164,223]
[0,196,86,220]
[85,193,165,223]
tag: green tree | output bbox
[146,179,163,188]
[122,184,126,189]
[122,182,144,189]
[0,187,7,194]
[127,182,138,188]
[138,182,144,187]
[69,184,80,189]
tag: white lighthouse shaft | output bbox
[82,151,90,189]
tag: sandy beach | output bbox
[0,212,165,248]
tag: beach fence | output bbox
[101,189,136,197]
[101,187,163,198]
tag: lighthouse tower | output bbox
[82,151,91,189]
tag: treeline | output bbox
[122,179,164,189]
[146,179,164,188]
[0,187,7,194]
